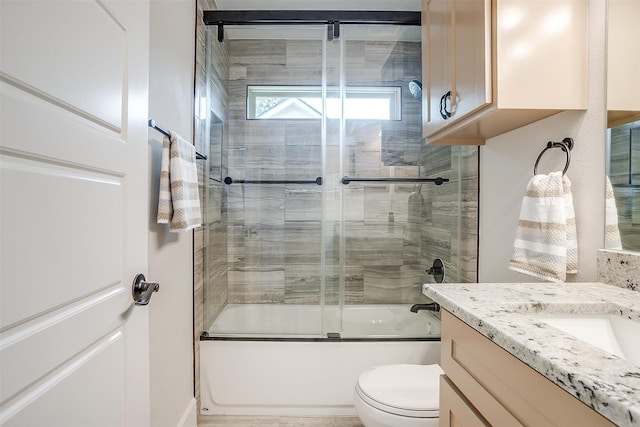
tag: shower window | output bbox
[247,85,402,120]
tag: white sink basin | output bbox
[533,314,640,366]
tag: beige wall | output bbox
[148,0,197,426]
[478,0,607,283]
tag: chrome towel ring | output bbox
[533,137,574,176]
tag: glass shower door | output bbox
[202,19,477,339]
[220,24,339,337]
[319,29,344,338]
[335,24,450,339]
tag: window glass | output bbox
[247,85,402,120]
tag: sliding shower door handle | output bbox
[132,274,160,306]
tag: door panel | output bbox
[0,286,125,403]
[0,0,150,425]
[2,332,125,427]
[1,0,125,128]
[0,154,123,328]
[0,81,126,172]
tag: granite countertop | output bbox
[423,282,640,427]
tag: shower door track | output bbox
[200,333,440,343]
[203,10,421,42]
[203,10,421,26]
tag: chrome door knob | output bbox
[132,274,160,306]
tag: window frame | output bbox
[246,85,403,121]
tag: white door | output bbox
[0,1,151,426]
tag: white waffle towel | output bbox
[157,132,202,232]
[508,171,578,282]
[604,176,622,250]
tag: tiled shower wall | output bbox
[422,144,479,285]
[225,37,324,305]
[220,36,479,307]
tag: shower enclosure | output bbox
[198,11,478,341]
[194,9,479,415]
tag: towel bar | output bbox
[224,176,322,185]
[148,119,207,160]
[341,176,448,185]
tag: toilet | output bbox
[353,364,444,427]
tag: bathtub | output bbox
[200,304,441,416]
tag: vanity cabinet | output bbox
[440,375,489,427]
[422,0,588,145]
[440,310,616,427]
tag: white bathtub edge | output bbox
[200,340,440,417]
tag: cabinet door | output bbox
[453,0,491,122]
[423,0,491,138]
[423,0,452,137]
[440,375,490,427]
[607,0,640,119]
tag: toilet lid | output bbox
[357,364,443,413]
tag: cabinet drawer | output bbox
[440,375,490,427]
[441,310,616,427]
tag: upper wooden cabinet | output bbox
[607,0,640,127]
[422,0,588,145]
[423,0,491,140]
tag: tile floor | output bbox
[197,416,364,426]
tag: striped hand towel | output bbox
[604,175,622,250]
[508,171,578,282]
[563,175,578,274]
[157,132,202,232]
